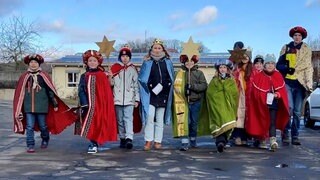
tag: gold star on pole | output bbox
[95,36,116,58]
[228,49,247,63]
[181,36,200,61]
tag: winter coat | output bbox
[182,65,207,103]
[110,62,140,106]
[279,42,313,90]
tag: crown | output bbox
[153,38,163,45]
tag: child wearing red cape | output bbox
[110,47,141,149]
[247,54,289,151]
[13,54,77,153]
[77,50,117,153]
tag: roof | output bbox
[49,52,231,66]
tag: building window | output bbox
[67,72,79,87]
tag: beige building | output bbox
[49,53,230,99]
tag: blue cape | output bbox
[138,58,174,125]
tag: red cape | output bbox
[79,70,118,144]
[111,62,136,77]
[246,70,289,139]
[111,62,142,133]
[13,71,77,134]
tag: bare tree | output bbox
[198,41,211,53]
[0,15,41,64]
[117,38,210,54]
[307,35,320,50]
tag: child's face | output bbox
[219,65,228,74]
[151,44,163,56]
[293,33,303,44]
[264,62,276,72]
[121,55,130,65]
[185,60,195,69]
[87,57,99,69]
[241,54,250,64]
[28,60,40,71]
[254,62,263,71]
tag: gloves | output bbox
[287,68,295,75]
[185,84,191,96]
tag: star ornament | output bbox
[95,36,116,58]
[181,36,200,61]
[228,49,247,63]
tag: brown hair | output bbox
[237,58,253,81]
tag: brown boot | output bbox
[144,141,152,151]
[154,142,162,150]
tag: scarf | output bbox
[150,51,166,61]
[27,68,42,90]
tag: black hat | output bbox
[253,55,264,64]
[233,41,244,50]
[118,47,132,60]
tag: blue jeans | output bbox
[115,105,134,140]
[284,82,305,138]
[188,101,201,138]
[26,113,49,147]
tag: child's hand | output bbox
[134,102,139,108]
[17,113,23,121]
[54,107,58,111]
[108,70,113,77]
[274,92,281,99]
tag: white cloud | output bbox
[39,20,65,33]
[168,6,218,32]
[170,23,190,31]
[193,6,218,25]
[169,12,185,21]
[306,0,320,7]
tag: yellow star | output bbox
[228,49,247,63]
[95,36,116,58]
[181,36,200,60]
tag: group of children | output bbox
[13,26,311,154]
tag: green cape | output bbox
[198,77,239,137]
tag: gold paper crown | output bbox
[153,38,163,45]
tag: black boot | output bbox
[125,138,133,149]
[217,142,225,153]
[120,138,126,148]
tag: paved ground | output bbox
[0,100,320,179]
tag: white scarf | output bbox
[27,68,42,90]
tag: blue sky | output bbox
[0,0,319,59]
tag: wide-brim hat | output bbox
[24,54,44,65]
[289,26,307,39]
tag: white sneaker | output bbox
[259,140,267,149]
[87,146,98,154]
[269,137,278,151]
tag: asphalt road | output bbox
[0,100,319,179]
